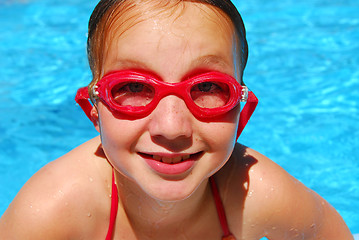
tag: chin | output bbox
[140,176,205,202]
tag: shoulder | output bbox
[216,144,352,239]
[0,137,113,239]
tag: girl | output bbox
[0,0,353,239]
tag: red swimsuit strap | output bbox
[106,170,118,240]
[209,176,236,240]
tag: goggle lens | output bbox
[111,81,155,107]
[190,81,230,109]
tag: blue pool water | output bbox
[1,0,358,235]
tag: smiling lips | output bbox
[140,152,202,175]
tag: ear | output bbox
[90,106,100,132]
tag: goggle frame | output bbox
[75,70,258,139]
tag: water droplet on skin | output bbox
[248,190,254,197]
[259,177,263,181]
[89,177,94,182]
[53,190,64,199]
[87,213,92,217]
[243,181,248,190]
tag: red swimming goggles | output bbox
[75,70,258,139]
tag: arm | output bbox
[0,163,77,239]
[0,140,111,239]
[241,147,353,240]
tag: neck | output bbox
[115,172,213,236]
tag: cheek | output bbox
[198,106,240,156]
[97,104,144,158]
[196,121,238,178]
[205,122,238,153]
[206,105,240,140]
[97,109,147,178]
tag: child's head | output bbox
[74,0,258,201]
[86,0,248,101]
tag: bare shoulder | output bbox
[217,144,353,239]
[0,136,113,239]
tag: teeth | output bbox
[173,156,182,163]
[153,155,162,161]
[162,157,172,163]
[151,154,191,163]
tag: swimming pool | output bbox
[0,0,358,235]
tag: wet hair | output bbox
[87,0,248,99]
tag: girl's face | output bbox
[94,2,241,201]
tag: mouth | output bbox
[138,151,203,175]
[138,152,203,164]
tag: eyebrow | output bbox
[109,59,150,71]
[108,54,233,78]
[191,55,233,72]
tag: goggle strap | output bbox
[236,91,258,140]
[75,87,93,120]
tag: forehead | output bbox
[107,1,234,33]
[100,1,237,76]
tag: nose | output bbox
[148,95,193,143]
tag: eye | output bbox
[197,82,215,92]
[194,82,222,93]
[113,82,148,95]
[111,81,155,107]
[126,82,144,93]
